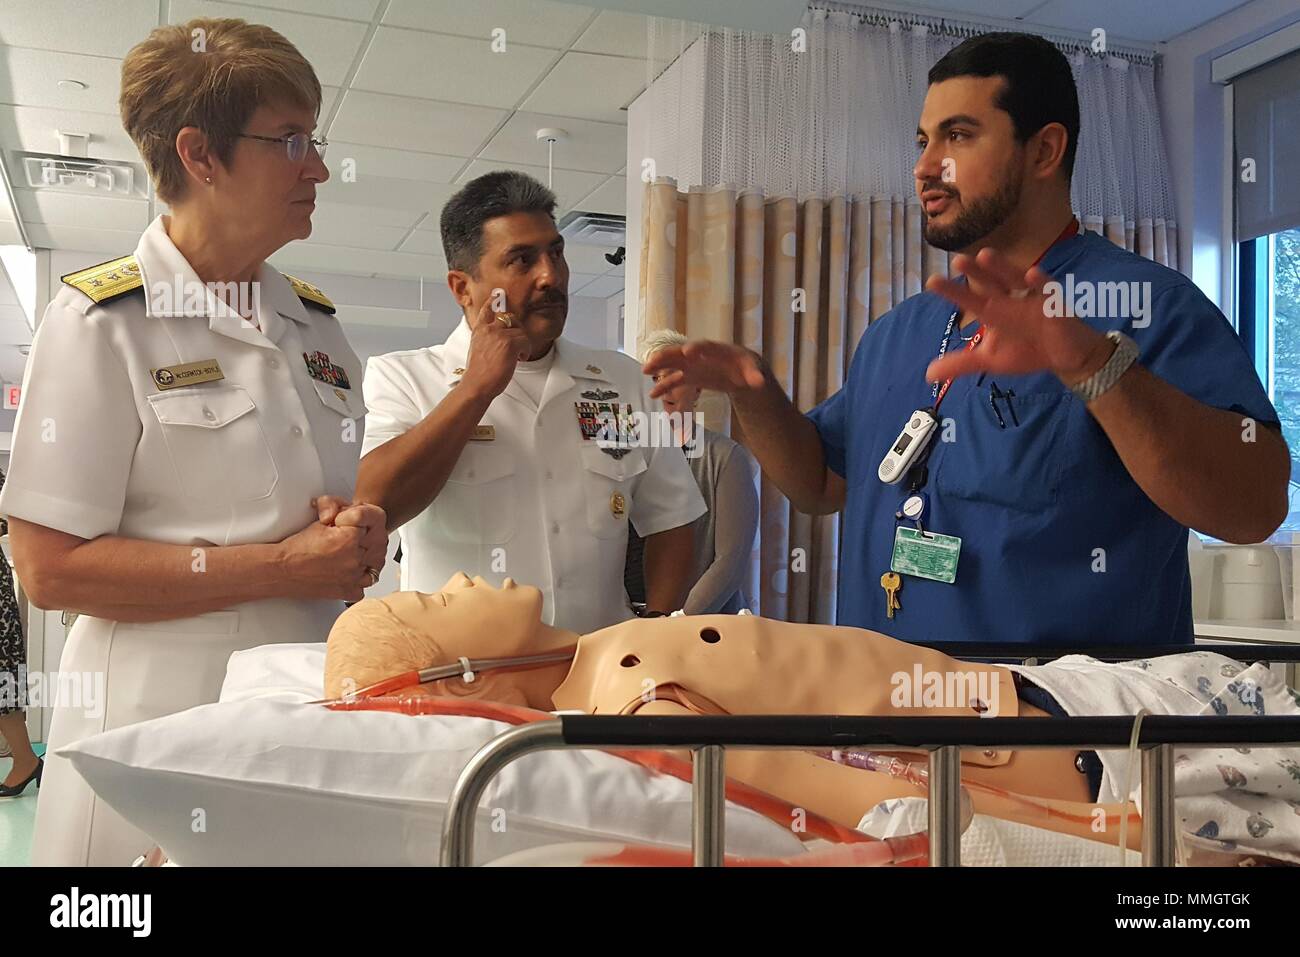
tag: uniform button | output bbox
[545,470,553,480]
[466,470,475,479]
[982,749,998,759]
[291,425,304,437]
[551,522,560,534]
[202,407,215,421]
[268,358,279,369]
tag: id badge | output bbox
[891,526,961,584]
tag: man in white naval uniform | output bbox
[357,171,705,635]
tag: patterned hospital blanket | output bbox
[1006,652,1300,864]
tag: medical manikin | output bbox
[325,573,1177,852]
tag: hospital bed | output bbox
[442,642,1300,867]
[64,640,1300,867]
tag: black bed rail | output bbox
[441,712,1300,869]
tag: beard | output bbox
[922,165,1024,252]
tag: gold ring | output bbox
[496,313,515,328]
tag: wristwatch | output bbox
[1067,331,1139,404]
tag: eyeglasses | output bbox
[238,131,328,163]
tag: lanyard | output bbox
[926,218,1079,412]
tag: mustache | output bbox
[529,293,567,309]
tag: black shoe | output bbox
[0,757,42,797]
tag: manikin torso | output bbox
[325,575,1120,842]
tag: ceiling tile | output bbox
[352,26,557,108]
[2,105,144,166]
[1026,0,1249,43]
[317,173,460,212]
[206,0,382,20]
[397,229,442,256]
[567,272,603,294]
[269,241,443,279]
[383,0,594,50]
[13,189,151,232]
[304,219,411,250]
[455,158,606,213]
[0,0,158,58]
[480,111,626,174]
[573,175,626,216]
[571,10,653,58]
[330,89,506,156]
[325,142,466,184]
[560,242,621,276]
[519,51,645,124]
[0,47,124,115]
[169,0,370,86]
[308,203,425,231]
[577,274,625,298]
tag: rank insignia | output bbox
[303,350,351,389]
[581,388,619,400]
[585,364,602,375]
[610,491,626,517]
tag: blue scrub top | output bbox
[806,231,1280,646]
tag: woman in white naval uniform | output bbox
[0,19,386,865]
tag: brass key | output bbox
[880,572,902,619]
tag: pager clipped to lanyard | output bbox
[877,315,981,485]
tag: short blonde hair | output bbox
[120,17,321,204]
[640,328,688,363]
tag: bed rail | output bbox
[440,640,1300,868]
[440,713,1300,868]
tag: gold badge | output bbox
[610,491,626,517]
[334,389,348,403]
[453,367,466,376]
[586,364,602,375]
[471,425,495,441]
[151,359,224,391]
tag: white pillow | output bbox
[61,644,807,866]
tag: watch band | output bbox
[1069,331,1139,404]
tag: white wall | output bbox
[1158,0,1300,311]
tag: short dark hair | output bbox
[440,170,558,274]
[927,32,1080,181]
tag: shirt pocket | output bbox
[146,386,278,503]
[434,443,517,544]
[580,443,648,540]
[934,385,1072,513]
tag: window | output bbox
[1240,230,1300,529]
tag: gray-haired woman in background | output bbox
[632,330,760,614]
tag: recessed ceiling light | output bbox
[57,79,88,91]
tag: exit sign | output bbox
[4,385,20,410]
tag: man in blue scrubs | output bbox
[645,33,1289,646]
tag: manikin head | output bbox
[323,573,576,707]
[914,32,1077,255]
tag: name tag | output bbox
[151,359,224,391]
[470,425,495,441]
[891,526,962,584]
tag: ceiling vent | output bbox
[558,210,625,246]
[19,152,140,197]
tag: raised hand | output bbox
[643,339,767,400]
[924,248,1111,387]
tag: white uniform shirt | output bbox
[0,215,365,547]
[362,318,706,635]
[0,214,366,865]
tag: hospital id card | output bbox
[891,526,961,584]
